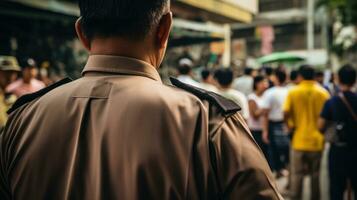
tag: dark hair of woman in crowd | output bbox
[253,75,266,91]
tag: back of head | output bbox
[178,58,193,75]
[264,66,273,76]
[201,69,211,81]
[20,58,37,69]
[78,0,169,40]
[290,70,298,81]
[244,67,253,76]
[338,64,357,86]
[215,68,234,87]
[298,65,315,80]
[274,69,287,84]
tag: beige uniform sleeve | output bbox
[209,113,283,200]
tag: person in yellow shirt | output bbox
[283,65,330,200]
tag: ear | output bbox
[156,12,173,49]
[75,18,91,51]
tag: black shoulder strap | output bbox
[7,78,73,114]
[170,77,241,116]
[338,93,357,121]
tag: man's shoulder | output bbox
[170,78,241,116]
[313,85,330,98]
[227,89,246,99]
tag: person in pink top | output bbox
[6,58,45,97]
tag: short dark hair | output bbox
[215,68,233,86]
[201,69,211,80]
[20,58,37,69]
[244,67,253,76]
[274,69,287,84]
[298,65,315,80]
[290,70,298,81]
[78,0,169,40]
[178,65,191,75]
[338,64,357,86]
[253,75,265,90]
[264,66,273,76]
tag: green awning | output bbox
[257,52,306,64]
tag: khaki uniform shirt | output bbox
[0,55,282,200]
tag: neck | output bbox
[340,85,352,92]
[90,37,159,68]
[221,85,230,90]
[23,78,31,84]
[256,91,264,96]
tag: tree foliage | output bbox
[317,0,357,24]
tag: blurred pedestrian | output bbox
[38,61,54,86]
[262,69,290,177]
[0,56,20,130]
[263,66,274,88]
[324,73,339,95]
[200,69,217,92]
[284,65,330,200]
[0,0,282,199]
[233,67,254,96]
[287,70,300,89]
[6,58,45,97]
[215,68,249,120]
[248,75,270,160]
[315,71,324,86]
[319,64,357,200]
[176,58,201,87]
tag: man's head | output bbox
[315,71,324,85]
[298,65,315,81]
[243,67,253,76]
[201,69,214,84]
[272,69,287,86]
[76,0,171,68]
[20,58,38,83]
[0,56,20,89]
[290,70,299,84]
[177,58,193,75]
[338,64,356,87]
[215,68,234,88]
[264,66,273,77]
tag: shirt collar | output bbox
[82,55,162,82]
[300,80,316,85]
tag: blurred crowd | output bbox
[0,56,61,129]
[1,54,357,200]
[175,58,357,200]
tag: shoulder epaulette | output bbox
[7,78,73,114]
[170,77,241,116]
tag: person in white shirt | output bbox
[261,69,290,176]
[200,69,218,92]
[176,58,201,88]
[248,75,270,161]
[233,67,254,96]
[215,68,249,120]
